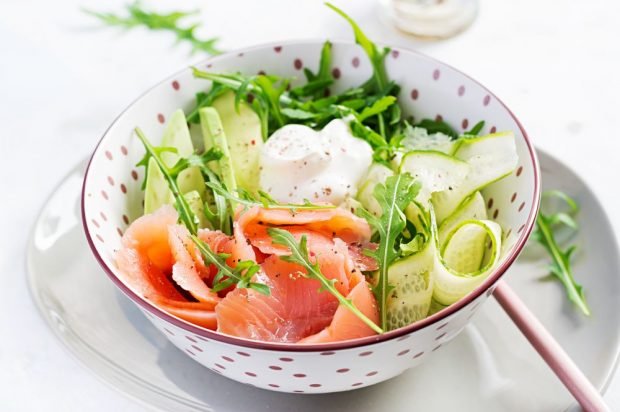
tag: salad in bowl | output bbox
[83,4,538,392]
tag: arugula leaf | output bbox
[190,234,270,295]
[267,228,383,333]
[135,128,200,234]
[206,182,335,211]
[532,191,589,315]
[325,3,389,92]
[415,118,458,139]
[464,120,485,136]
[356,173,421,328]
[84,2,222,55]
[357,96,397,122]
[290,41,334,99]
[187,85,228,124]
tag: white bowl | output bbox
[82,40,540,393]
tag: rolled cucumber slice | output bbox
[437,191,487,245]
[432,132,518,223]
[386,237,435,330]
[399,150,470,204]
[356,163,394,216]
[143,110,207,215]
[199,107,237,194]
[432,219,502,305]
[209,91,263,193]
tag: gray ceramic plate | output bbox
[27,150,620,411]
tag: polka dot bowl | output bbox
[82,41,540,393]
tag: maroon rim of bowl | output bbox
[82,39,541,352]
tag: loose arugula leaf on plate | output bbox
[356,173,421,328]
[267,228,383,333]
[84,2,222,55]
[532,191,589,315]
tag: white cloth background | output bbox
[1,0,619,410]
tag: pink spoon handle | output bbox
[493,280,609,412]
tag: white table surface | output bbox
[1,0,619,410]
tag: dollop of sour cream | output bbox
[259,119,373,205]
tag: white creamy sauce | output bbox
[259,119,373,205]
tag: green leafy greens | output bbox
[267,228,383,333]
[356,174,421,329]
[84,1,222,55]
[532,191,589,315]
[135,128,268,295]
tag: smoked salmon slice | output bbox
[299,280,380,344]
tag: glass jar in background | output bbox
[381,0,479,39]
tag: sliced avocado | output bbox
[210,91,263,192]
[199,107,237,193]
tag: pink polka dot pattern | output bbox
[84,42,536,394]
[100,212,107,221]
[436,322,448,330]
[435,114,443,122]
